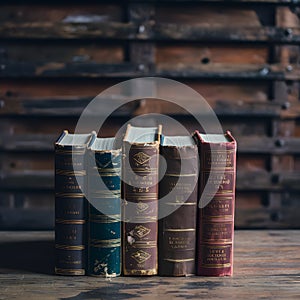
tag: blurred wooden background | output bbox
[0,0,299,229]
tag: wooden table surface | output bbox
[0,230,299,300]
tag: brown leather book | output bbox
[122,124,162,276]
[158,136,198,276]
[193,130,237,276]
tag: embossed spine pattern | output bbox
[194,130,237,276]
[159,137,198,276]
[122,125,162,276]
[87,138,121,277]
[54,130,95,275]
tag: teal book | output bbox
[87,137,122,277]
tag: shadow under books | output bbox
[0,240,55,275]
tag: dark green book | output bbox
[55,130,95,276]
[87,137,122,277]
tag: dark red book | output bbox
[193,130,237,276]
[122,125,162,276]
[158,136,198,276]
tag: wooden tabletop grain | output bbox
[0,230,299,300]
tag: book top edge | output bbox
[194,130,236,144]
[123,124,162,144]
[162,135,196,147]
[55,131,95,147]
[89,137,121,152]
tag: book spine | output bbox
[122,142,159,275]
[55,146,87,275]
[196,133,236,276]
[87,150,121,277]
[159,145,198,276]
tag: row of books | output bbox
[54,125,236,277]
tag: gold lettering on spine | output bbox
[204,150,235,170]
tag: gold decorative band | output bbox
[92,173,121,177]
[55,244,85,250]
[55,219,85,225]
[130,244,157,248]
[90,215,120,223]
[90,214,120,218]
[202,238,233,243]
[130,169,158,172]
[56,169,86,176]
[55,193,84,198]
[202,244,232,248]
[96,167,121,173]
[202,215,233,220]
[204,195,233,200]
[55,267,85,275]
[165,173,197,177]
[164,258,195,262]
[201,263,231,268]
[90,243,121,248]
[164,228,195,232]
[90,194,120,198]
[90,238,121,243]
[55,149,85,155]
[165,202,196,206]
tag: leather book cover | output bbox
[158,136,198,276]
[87,137,121,277]
[193,130,237,276]
[122,125,162,276]
[54,130,95,276]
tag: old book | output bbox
[54,130,95,275]
[87,137,121,277]
[158,136,198,276]
[193,131,237,276]
[122,124,162,276]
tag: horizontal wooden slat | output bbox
[0,96,140,116]
[0,135,56,151]
[237,171,300,191]
[153,24,300,43]
[0,61,298,79]
[1,170,300,191]
[156,63,300,80]
[0,61,139,78]
[0,4,123,23]
[0,96,288,117]
[0,22,299,43]
[0,171,53,190]
[237,136,300,154]
[237,208,300,229]
[239,193,300,228]
[0,207,54,230]
[0,22,136,39]
[156,44,269,65]
[0,42,124,64]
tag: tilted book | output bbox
[54,130,95,275]
[193,131,237,276]
[122,124,162,276]
[87,137,122,277]
[158,136,198,276]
